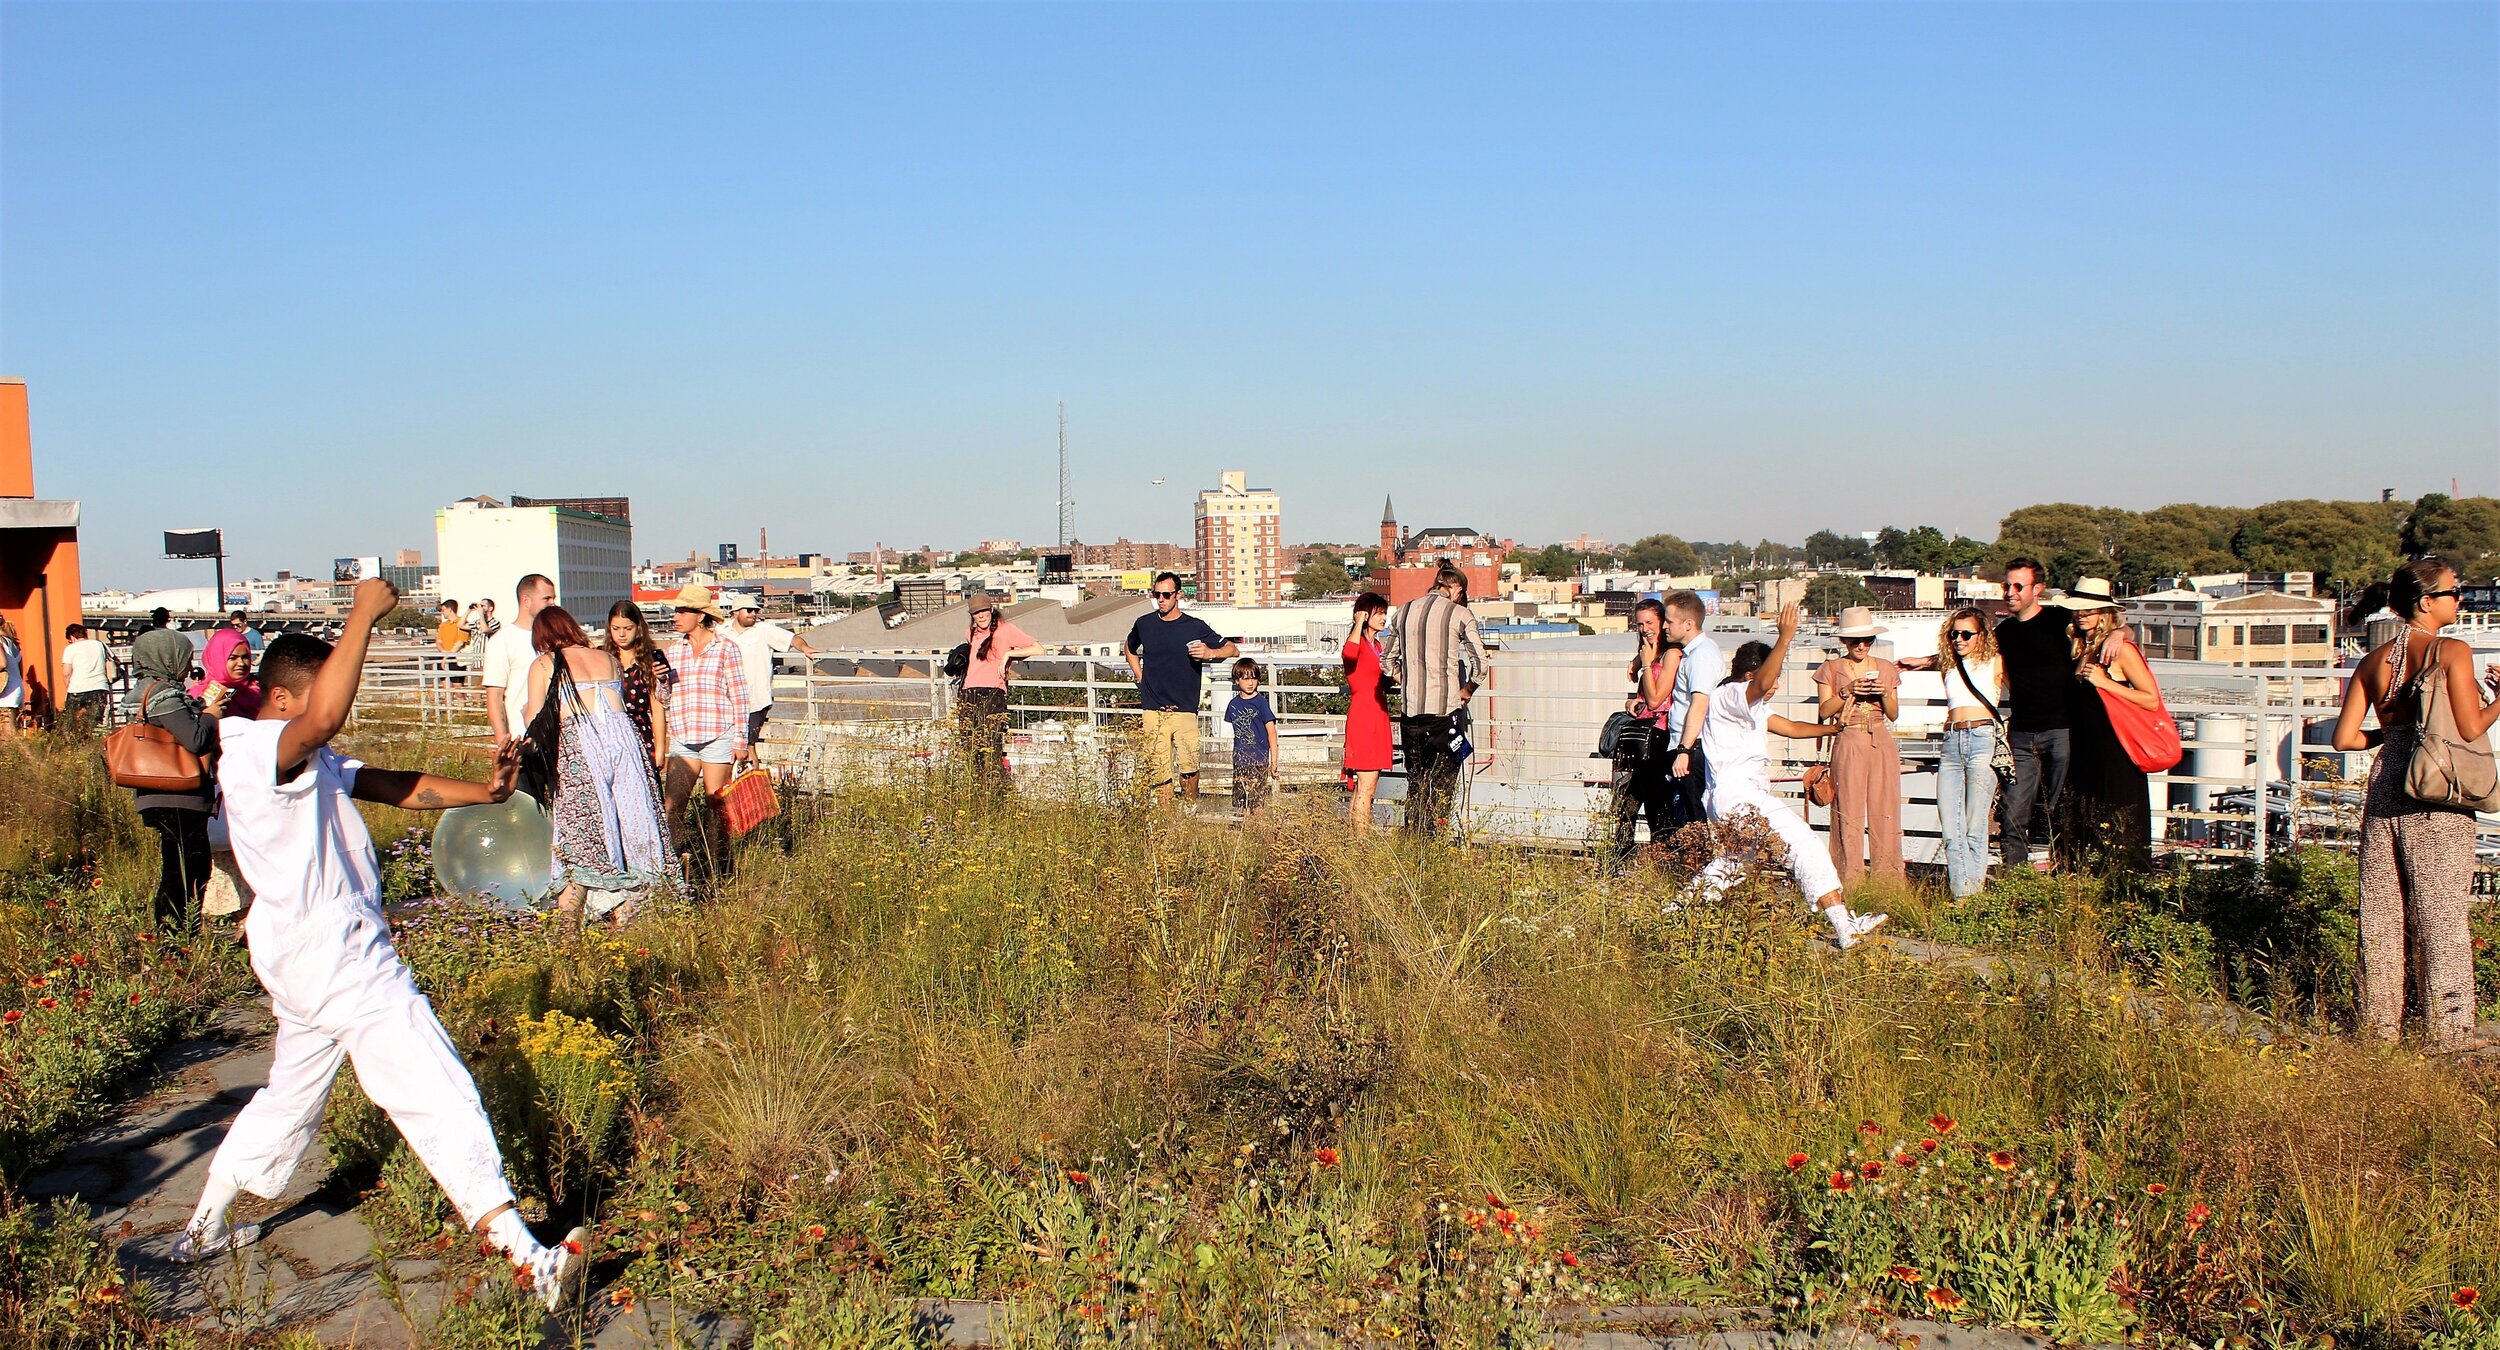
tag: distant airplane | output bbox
[1149,478,1167,486]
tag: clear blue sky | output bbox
[5,2,2493,588]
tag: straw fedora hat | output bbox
[668,583,726,620]
[1834,606,1886,639]
[2057,577,2124,611]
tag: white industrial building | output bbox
[434,495,632,622]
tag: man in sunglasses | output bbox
[1125,573,1238,805]
[1990,557,2075,870]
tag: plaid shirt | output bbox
[664,630,750,750]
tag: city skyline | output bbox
[5,3,2493,588]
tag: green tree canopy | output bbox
[1291,553,1354,599]
[1522,543,1581,580]
[2405,494,2500,576]
[1623,533,1701,575]
[1804,574,1878,615]
[1804,530,1873,568]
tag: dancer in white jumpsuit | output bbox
[1691,603,1890,949]
[174,580,585,1312]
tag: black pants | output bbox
[957,687,1010,782]
[2000,728,2070,868]
[1399,713,1463,837]
[1615,744,1708,857]
[140,806,210,930]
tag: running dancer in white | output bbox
[1692,603,1890,949]
[174,579,586,1312]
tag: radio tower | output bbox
[1055,400,1075,548]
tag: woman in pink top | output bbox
[957,594,1043,783]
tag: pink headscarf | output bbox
[192,628,264,719]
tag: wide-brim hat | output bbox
[2056,577,2123,611]
[668,583,726,620]
[1834,606,1886,638]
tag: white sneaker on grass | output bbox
[1833,911,1889,949]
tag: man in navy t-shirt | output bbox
[1124,572,1239,804]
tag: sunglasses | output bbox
[1153,590,1179,599]
[1949,630,1980,641]
[2423,588,2461,600]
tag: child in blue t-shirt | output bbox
[1223,658,1279,814]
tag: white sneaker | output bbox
[171,1221,263,1264]
[531,1226,590,1313]
[1834,911,1889,949]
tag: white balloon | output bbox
[431,792,555,910]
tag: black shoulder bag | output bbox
[518,655,574,808]
[1950,652,2018,785]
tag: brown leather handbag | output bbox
[104,683,209,793]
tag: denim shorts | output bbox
[669,735,737,766]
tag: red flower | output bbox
[137,933,154,944]
[36,998,56,1010]
[1858,1119,1883,1135]
[804,1224,827,1241]
[609,1287,637,1312]
[1785,1152,1810,1171]
[1888,1264,1923,1284]
[1828,1171,1854,1193]
[2456,1287,2481,1311]
[2,1010,20,1026]
[1927,1286,1966,1311]
[2184,1202,2211,1231]
[1484,1191,1506,1209]
[1927,1114,1957,1135]
[1892,1152,1914,1168]
[68,953,87,967]
[1313,1147,1340,1168]
[2145,1182,2168,1195]
[128,992,145,1006]
[24,978,46,990]
[1918,1138,1938,1152]
[1559,1250,1580,1268]
[90,1283,124,1305]
[1859,1160,1884,1180]
[1987,1151,2017,1171]
[1065,1170,1090,1185]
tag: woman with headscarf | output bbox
[130,628,224,929]
[191,628,264,721]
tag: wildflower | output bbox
[2456,1288,2481,1311]
[1858,1119,1883,1135]
[1785,1152,1810,1171]
[25,978,46,990]
[1066,1170,1091,1185]
[1927,1286,1966,1311]
[804,1224,827,1241]
[129,992,145,1006]
[2,1010,19,1026]
[2145,1182,2168,1195]
[36,998,55,1010]
[138,933,154,944]
[610,1287,637,1312]
[1559,1251,1580,1268]
[1987,1151,2017,1171]
[1918,1138,1938,1152]
[1892,1152,1914,1168]
[91,1283,125,1304]
[1314,1147,1341,1168]
[1860,1160,1884,1180]
[1927,1114,1957,1135]
[2185,1202,2210,1231]
[1828,1171,1854,1193]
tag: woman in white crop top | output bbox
[1930,607,2004,898]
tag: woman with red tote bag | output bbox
[2051,579,2165,874]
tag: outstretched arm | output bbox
[1751,603,1801,703]
[278,578,396,773]
[1769,716,1839,740]
[352,741,522,810]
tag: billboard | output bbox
[164,528,222,559]
[332,556,381,583]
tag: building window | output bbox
[2249,625,2286,645]
[2293,625,2329,644]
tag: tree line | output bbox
[1519,494,2500,595]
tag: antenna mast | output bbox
[1056,400,1074,548]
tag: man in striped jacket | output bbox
[1380,566,1490,837]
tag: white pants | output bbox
[1696,781,1844,908]
[208,906,515,1226]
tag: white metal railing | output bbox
[346,643,2498,865]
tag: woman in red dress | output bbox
[1341,592,1396,832]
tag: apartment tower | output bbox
[1193,470,1282,607]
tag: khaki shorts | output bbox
[1137,709,1201,785]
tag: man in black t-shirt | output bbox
[1993,557,2076,869]
[1123,573,1239,805]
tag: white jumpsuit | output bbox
[206,718,517,1227]
[1691,678,1844,906]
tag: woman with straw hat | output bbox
[1814,606,1905,885]
[2051,578,2154,873]
[659,584,751,868]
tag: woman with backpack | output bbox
[955,594,1041,783]
[2329,558,2500,1050]
[129,628,224,930]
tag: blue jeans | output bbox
[1999,727,2071,869]
[1937,725,2000,897]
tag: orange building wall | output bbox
[1,379,84,721]
[1379,562,1503,608]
